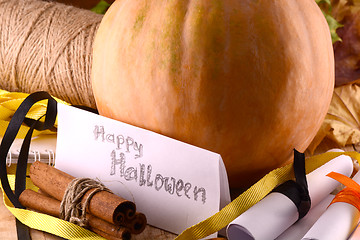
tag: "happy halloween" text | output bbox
[93,125,207,204]
[110,150,207,204]
[94,125,143,158]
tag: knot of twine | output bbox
[0,0,103,108]
[59,177,112,227]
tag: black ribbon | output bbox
[272,149,311,220]
[0,91,57,240]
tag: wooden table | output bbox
[0,190,176,240]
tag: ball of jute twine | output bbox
[0,0,103,108]
[60,177,112,227]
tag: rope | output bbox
[60,178,112,228]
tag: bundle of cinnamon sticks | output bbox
[19,161,147,240]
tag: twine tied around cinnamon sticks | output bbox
[20,161,147,240]
[60,177,113,228]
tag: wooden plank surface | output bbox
[0,190,176,240]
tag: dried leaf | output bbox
[308,83,360,153]
[91,0,110,14]
[317,0,344,43]
[317,0,360,86]
[330,0,354,23]
[333,10,360,86]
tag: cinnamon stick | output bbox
[92,227,131,240]
[29,161,136,225]
[122,212,147,234]
[19,189,132,240]
[19,189,60,217]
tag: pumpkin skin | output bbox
[91,0,335,189]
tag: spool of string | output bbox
[0,0,103,108]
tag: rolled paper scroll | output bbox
[226,149,353,240]
[302,171,360,240]
[276,194,335,240]
[18,189,133,240]
[349,219,360,239]
[29,161,136,225]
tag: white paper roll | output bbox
[302,171,360,240]
[276,194,335,240]
[226,151,354,240]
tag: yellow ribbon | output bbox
[0,89,69,138]
[2,89,360,239]
[4,151,358,240]
[0,89,103,239]
[2,173,106,240]
[174,151,360,239]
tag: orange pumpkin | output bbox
[91,0,335,189]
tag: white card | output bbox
[55,103,231,236]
